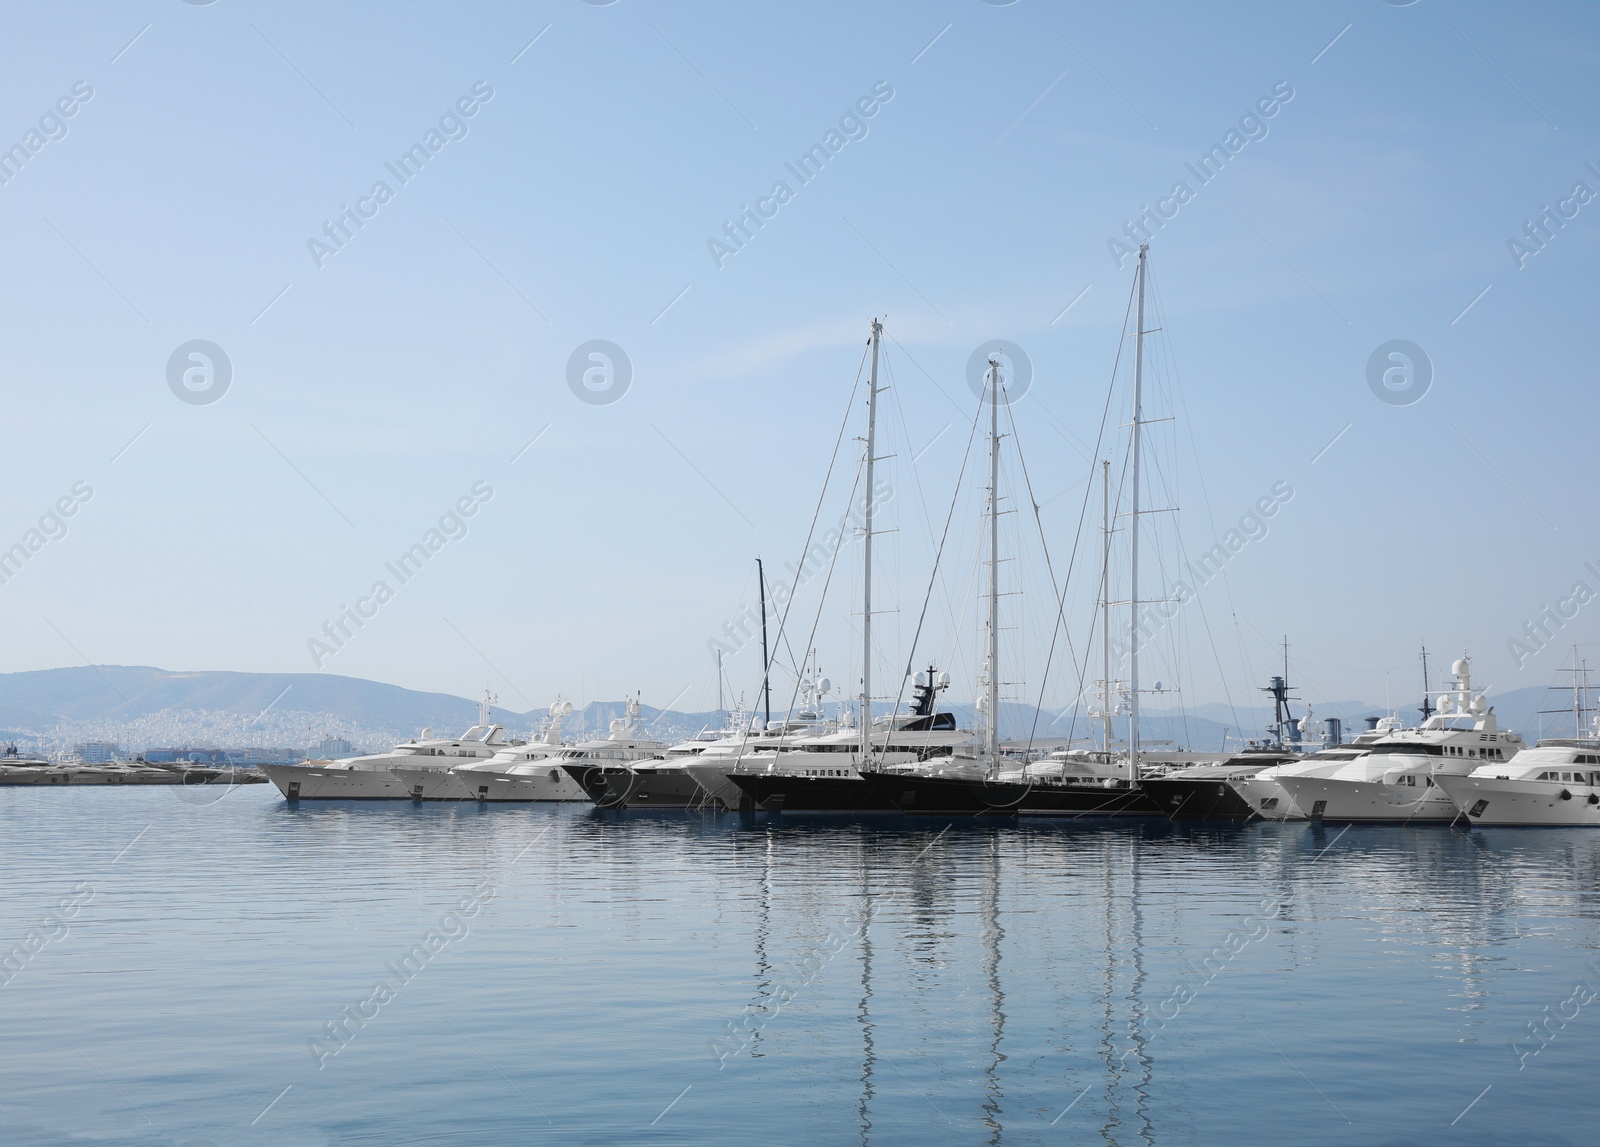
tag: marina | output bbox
[4,3,1595,1142]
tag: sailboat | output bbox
[862,244,1173,816]
[724,319,977,813]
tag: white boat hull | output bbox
[1436,774,1600,826]
[1273,775,1458,822]
[450,765,590,802]
[1229,775,1306,820]
[390,766,476,801]
[261,763,416,800]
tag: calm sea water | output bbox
[1,786,1597,1146]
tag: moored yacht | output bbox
[1230,734,1387,820]
[726,668,974,812]
[445,698,590,803]
[556,697,673,807]
[1437,739,1600,826]
[1142,748,1301,819]
[1142,670,1311,818]
[626,666,840,811]
[261,717,509,801]
[1251,657,1523,822]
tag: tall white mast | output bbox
[861,319,882,763]
[985,357,1002,771]
[1128,243,1148,784]
[1100,457,1113,755]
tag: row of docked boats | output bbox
[0,745,267,788]
[259,254,1590,828]
[256,653,1600,826]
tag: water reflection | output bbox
[3,790,1599,1146]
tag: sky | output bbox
[1,0,1597,733]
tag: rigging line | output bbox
[874,386,987,770]
[776,460,867,748]
[882,342,960,638]
[763,339,871,693]
[1147,263,1243,735]
[1060,263,1141,751]
[1002,386,1082,755]
[883,330,970,418]
[734,456,867,770]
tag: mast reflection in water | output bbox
[1,790,1598,1146]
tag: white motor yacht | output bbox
[1436,738,1600,826]
[1230,738,1384,820]
[1246,657,1523,822]
[445,697,591,802]
[261,717,509,801]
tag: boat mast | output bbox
[1100,457,1112,755]
[757,557,771,729]
[1419,644,1435,722]
[985,356,1002,772]
[860,319,882,763]
[1127,243,1147,784]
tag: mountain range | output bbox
[0,665,1585,759]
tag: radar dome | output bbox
[1452,657,1470,677]
[915,671,929,688]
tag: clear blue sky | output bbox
[2,0,1596,727]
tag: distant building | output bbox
[236,747,305,765]
[73,741,121,763]
[313,736,356,760]
[143,747,231,765]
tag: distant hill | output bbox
[0,666,730,758]
[0,665,496,731]
[0,665,1581,761]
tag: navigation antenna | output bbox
[1259,638,1297,749]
